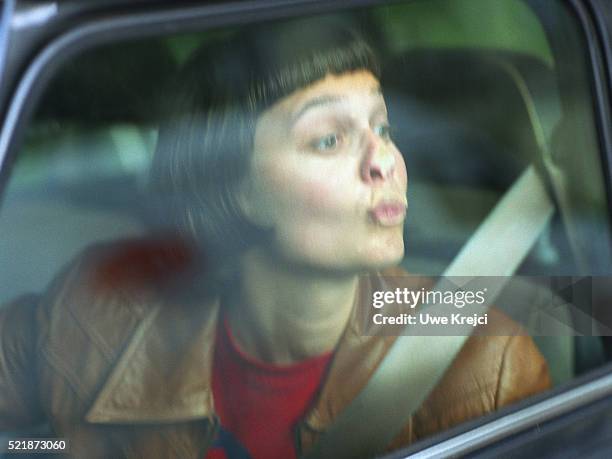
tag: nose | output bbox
[360,130,396,184]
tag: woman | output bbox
[0,17,549,459]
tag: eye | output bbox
[373,123,392,141]
[312,133,340,152]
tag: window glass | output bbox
[0,0,610,457]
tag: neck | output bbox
[225,247,359,365]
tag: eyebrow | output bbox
[290,85,383,126]
[291,95,344,126]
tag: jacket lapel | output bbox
[85,292,219,423]
[299,273,396,429]
[297,269,418,453]
[83,266,416,455]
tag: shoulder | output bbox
[414,310,550,438]
[43,235,197,309]
[36,237,202,410]
[40,237,194,338]
[378,266,550,437]
[0,293,45,428]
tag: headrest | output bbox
[382,49,554,190]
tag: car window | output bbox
[0,0,610,457]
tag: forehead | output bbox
[272,70,382,116]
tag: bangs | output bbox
[247,34,381,110]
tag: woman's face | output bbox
[242,70,408,272]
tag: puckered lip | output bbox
[369,197,407,226]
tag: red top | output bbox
[206,316,333,459]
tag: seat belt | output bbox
[301,165,555,459]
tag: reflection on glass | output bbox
[0,1,608,458]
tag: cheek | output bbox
[294,177,346,215]
[260,157,357,219]
[251,153,405,269]
[395,150,408,189]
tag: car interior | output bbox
[1,0,611,455]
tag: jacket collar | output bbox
[85,283,220,423]
[85,268,404,429]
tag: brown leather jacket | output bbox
[0,241,551,458]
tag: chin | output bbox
[274,231,405,273]
[360,242,405,271]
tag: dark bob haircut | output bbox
[151,16,380,268]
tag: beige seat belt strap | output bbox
[301,165,555,459]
